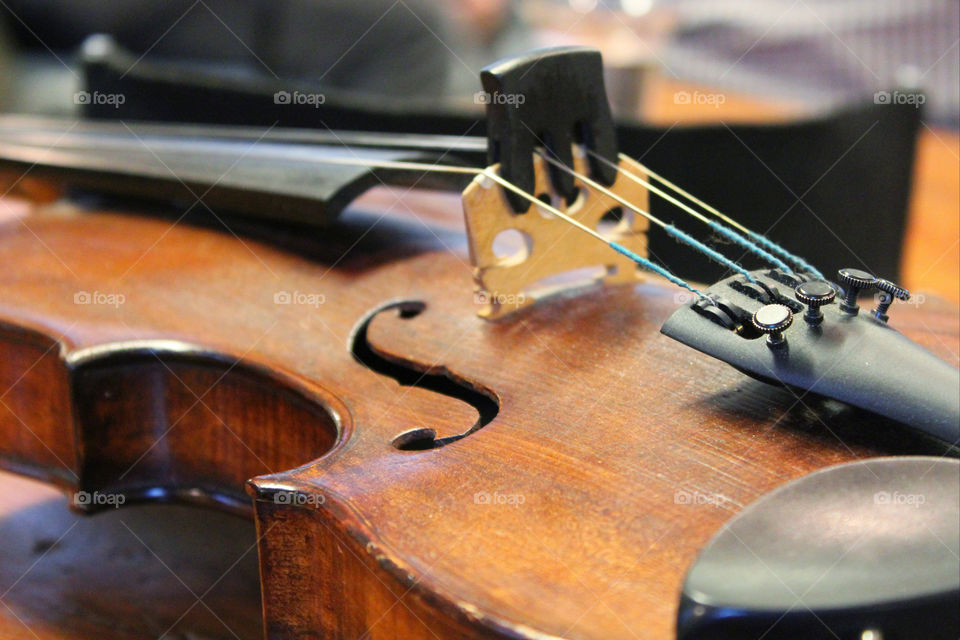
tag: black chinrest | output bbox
[677,457,960,640]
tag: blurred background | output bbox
[1,0,955,298]
[0,0,957,124]
[0,0,955,274]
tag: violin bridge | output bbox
[461,152,649,319]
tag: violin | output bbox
[0,47,957,639]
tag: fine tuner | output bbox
[751,269,912,339]
[662,265,958,445]
[662,261,956,448]
[794,279,836,325]
[733,266,909,348]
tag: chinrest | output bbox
[678,456,960,640]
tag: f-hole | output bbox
[350,301,499,451]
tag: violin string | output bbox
[299,154,707,298]
[482,162,707,298]
[623,155,825,278]
[587,148,824,279]
[535,150,758,284]
[583,148,800,275]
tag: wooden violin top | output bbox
[0,192,956,639]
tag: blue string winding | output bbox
[747,230,825,279]
[610,242,705,299]
[662,225,757,283]
[706,220,794,274]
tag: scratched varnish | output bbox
[0,193,955,639]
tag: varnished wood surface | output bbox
[0,78,956,640]
[0,181,956,639]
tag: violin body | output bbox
[0,190,954,638]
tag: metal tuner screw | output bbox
[794,280,836,325]
[752,304,794,348]
[836,268,877,314]
[872,279,910,322]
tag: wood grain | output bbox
[0,188,955,639]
